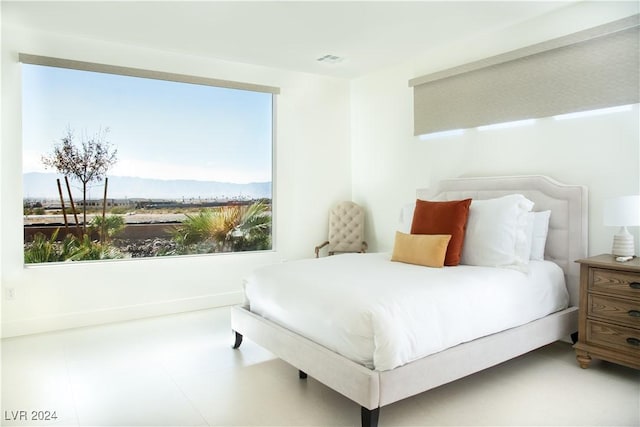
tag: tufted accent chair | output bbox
[315,201,368,258]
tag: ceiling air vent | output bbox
[316,54,344,64]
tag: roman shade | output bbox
[410,15,639,136]
[19,53,280,95]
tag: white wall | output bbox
[3,2,639,338]
[351,2,640,255]
[1,25,352,337]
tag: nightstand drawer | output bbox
[589,294,640,328]
[590,268,640,298]
[586,320,640,355]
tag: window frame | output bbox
[20,53,279,263]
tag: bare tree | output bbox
[42,127,118,233]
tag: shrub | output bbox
[169,202,271,254]
[24,229,124,263]
[90,215,125,242]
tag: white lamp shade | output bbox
[603,195,640,227]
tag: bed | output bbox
[231,175,588,427]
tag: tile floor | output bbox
[1,307,638,427]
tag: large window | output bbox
[21,56,277,264]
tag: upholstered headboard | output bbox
[417,175,588,307]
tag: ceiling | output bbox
[2,1,577,78]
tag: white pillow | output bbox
[530,210,551,260]
[398,202,416,234]
[460,194,534,270]
[519,212,535,262]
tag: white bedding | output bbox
[244,253,568,371]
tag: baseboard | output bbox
[1,291,243,338]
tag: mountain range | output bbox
[23,172,271,200]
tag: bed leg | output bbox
[231,331,243,349]
[361,407,379,427]
[298,370,308,379]
[570,331,578,344]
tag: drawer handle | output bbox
[627,337,640,346]
[630,282,640,290]
[629,310,640,318]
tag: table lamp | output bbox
[603,195,640,258]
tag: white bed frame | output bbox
[231,175,588,427]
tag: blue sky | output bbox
[22,64,273,184]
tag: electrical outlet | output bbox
[5,288,15,300]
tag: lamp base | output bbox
[612,226,635,258]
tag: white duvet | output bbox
[244,253,569,371]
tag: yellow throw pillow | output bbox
[391,232,452,268]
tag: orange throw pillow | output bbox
[410,198,472,266]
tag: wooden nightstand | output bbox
[574,254,640,369]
